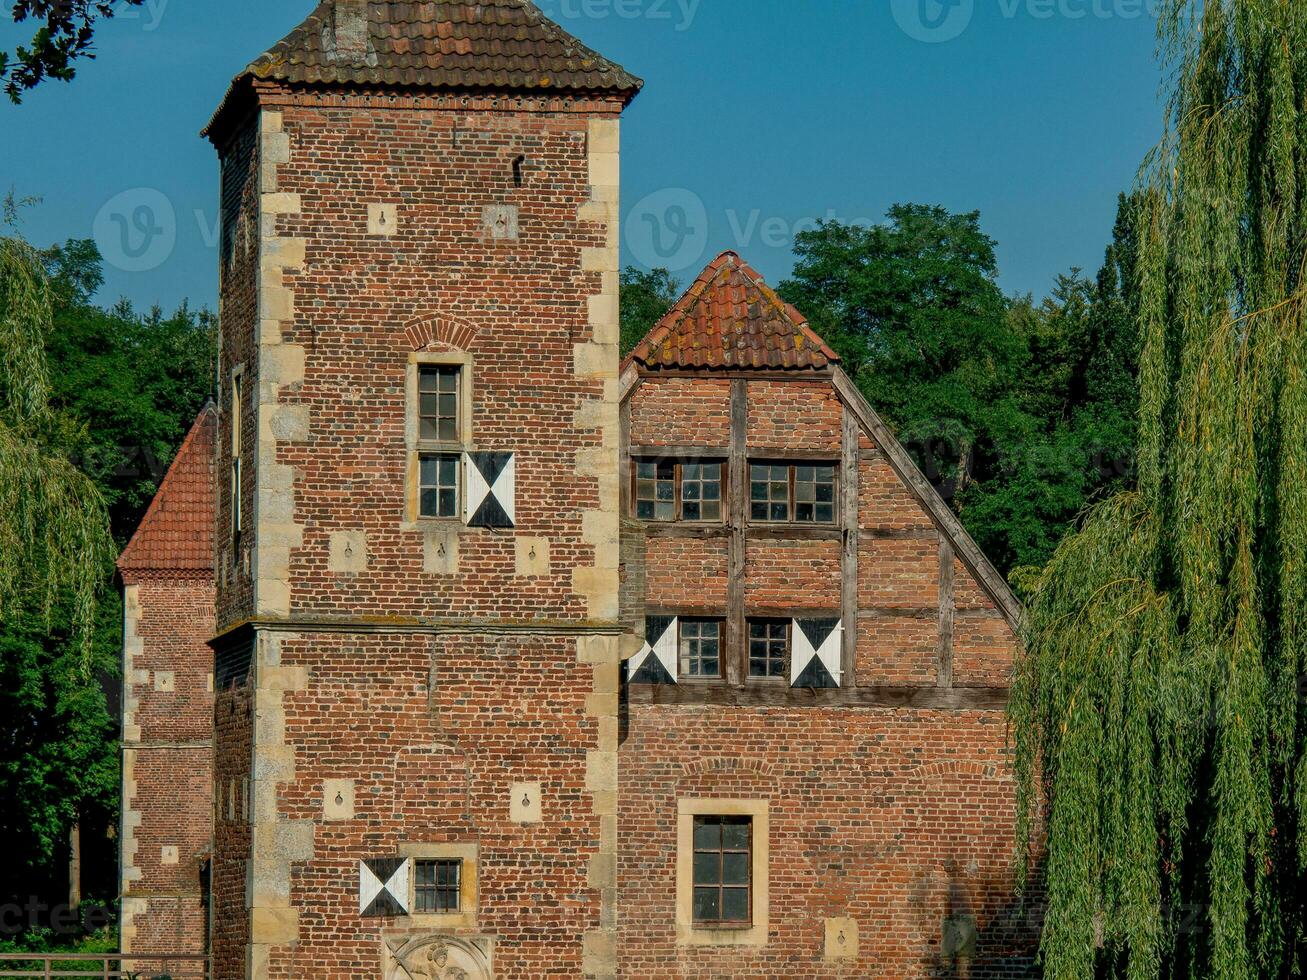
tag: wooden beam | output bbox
[938,538,955,689]
[830,368,1023,631]
[727,379,748,687]
[841,405,860,688]
[625,683,1009,711]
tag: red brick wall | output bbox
[215,122,258,632]
[621,368,1032,976]
[264,631,601,980]
[630,377,731,448]
[261,97,610,622]
[746,380,842,452]
[645,536,728,609]
[618,707,1033,977]
[745,538,841,610]
[121,577,214,959]
[212,669,252,980]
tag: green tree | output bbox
[619,266,679,357]
[0,234,212,936]
[1012,3,1307,977]
[2,0,147,103]
[0,211,113,648]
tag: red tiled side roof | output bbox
[205,0,642,138]
[629,252,841,372]
[117,405,217,578]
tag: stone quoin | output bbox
[117,1,1038,976]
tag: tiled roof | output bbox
[206,0,641,136]
[629,252,841,372]
[117,405,216,577]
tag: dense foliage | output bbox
[776,202,1140,582]
[1012,2,1307,977]
[0,229,212,938]
[2,0,147,103]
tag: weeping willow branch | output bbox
[1012,2,1307,977]
[0,232,112,654]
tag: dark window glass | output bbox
[419,366,461,443]
[795,464,836,524]
[748,620,788,678]
[750,463,790,522]
[680,619,722,678]
[419,453,460,519]
[749,463,837,524]
[635,460,676,521]
[414,859,461,914]
[692,816,751,926]
[681,462,723,522]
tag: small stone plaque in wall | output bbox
[329,530,368,574]
[161,846,179,866]
[153,670,176,693]
[368,203,399,237]
[510,782,542,824]
[515,537,551,577]
[482,204,519,241]
[825,917,859,960]
[323,779,356,821]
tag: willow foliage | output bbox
[1014,0,1307,977]
[0,231,112,651]
[1013,2,1307,977]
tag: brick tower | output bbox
[116,405,217,959]
[200,2,640,977]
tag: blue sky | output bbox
[1,0,1163,314]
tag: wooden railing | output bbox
[0,954,209,979]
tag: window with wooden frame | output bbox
[748,462,837,524]
[414,858,461,914]
[692,816,752,926]
[679,618,723,679]
[416,364,464,520]
[633,459,725,523]
[747,619,789,680]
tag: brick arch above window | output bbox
[404,313,481,354]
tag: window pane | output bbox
[693,888,720,922]
[693,851,719,885]
[694,820,721,851]
[418,366,460,444]
[722,852,749,885]
[420,453,460,519]
[722,820,750,850]
[635,460,677,522]
[794,464,836,524]
[681,620,723,677]
[722,887,750,922]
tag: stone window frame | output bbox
[404,350,475,528]
[396,841,479,931]
[676,798,769,947]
